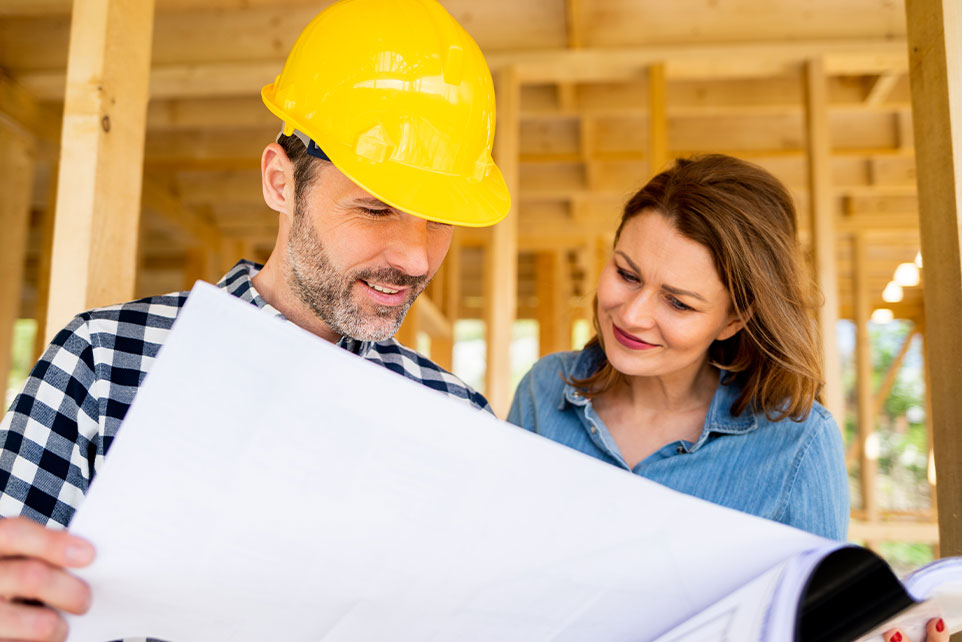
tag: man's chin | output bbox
[339,314,406,342]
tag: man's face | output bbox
[285,164,453,342]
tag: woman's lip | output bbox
[612,324,658,350]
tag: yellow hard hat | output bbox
[261,0,510,227]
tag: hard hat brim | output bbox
[328,145,511,229]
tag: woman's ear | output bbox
[261,143,295,218]
[717,306,752,342]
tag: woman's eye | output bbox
[616,268,638,283]
[667,295,692,311]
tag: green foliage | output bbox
[4,320,38,406]
[876,541,935,578]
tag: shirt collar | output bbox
[216,260,374,357]
[561,343,758,450]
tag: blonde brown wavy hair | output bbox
[571,154,824,422]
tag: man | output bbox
[0,0,509,638]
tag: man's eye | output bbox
[361,207,393,217]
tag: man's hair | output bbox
[276,133,326,206]
[571,154,824,422]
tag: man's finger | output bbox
[0,558,91,614]
[0,518,94,568]
[0,598,69,642]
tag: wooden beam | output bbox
[648,63,668,176]
[431,233,462,371]
[849,519,939,543]
[865,71,901,107]
[873,328,917,417]
[564,0,584,49]
[32,161,58,360]
[16,40,910,101]
[854,233,880,529]
[804,58,846,429]
[45,0,155,341]
[393,299,420,350]
[536,250,570,356]
[416,295,453,342]
[141,176,221,248]
[0,126,37,392]
[0,72,60,142]
[848,326,918,466]
[920,331,939,526]
[484,66,521,417]
[905,0,962,558]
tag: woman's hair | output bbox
[571,154,824,422]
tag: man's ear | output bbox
[717,306,752,342]
[261,143,295,219]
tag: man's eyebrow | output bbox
[353,197,393,208]
[614,250,708,303]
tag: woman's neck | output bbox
[615,357,719,415]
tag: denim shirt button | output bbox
[676,445,685,454]
[590,425,598,434]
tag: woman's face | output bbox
[596,210,744,381]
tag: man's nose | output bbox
[384,214,431,277]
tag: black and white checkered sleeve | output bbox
[366,340,494,414]
[0,316,103,528]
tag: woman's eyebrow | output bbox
[614,250,708,302]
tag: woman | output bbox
[507,155,951,642]
[508,154,847,538]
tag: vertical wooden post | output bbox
[484,66,521,416]
[905,0,962,558]
[32,163,58,361]
[578,242,597,323]
[648,64,668,177]
[430,233,461,372]
[919,331,939,517]
[45,0,155,341]
[183,246,217,290]
[394,299,420,349]
[803,58,846,430]
[536,250,570,357]
[0,127,37,393]
[854,233,880,533]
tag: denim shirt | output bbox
[507,345,849,540]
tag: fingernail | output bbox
[891,632,902,642]
[937,618,945,633]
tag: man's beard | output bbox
[285,205,428,342]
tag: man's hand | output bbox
[0,517,94,641]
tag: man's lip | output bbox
[359,279,409,305]
[361,279,408,294]
[612,324,658,349]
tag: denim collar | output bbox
[218,259,373,358]
[560,343,758,452]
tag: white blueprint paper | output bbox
[65,282,826,642]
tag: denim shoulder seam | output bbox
[772,418,823,523]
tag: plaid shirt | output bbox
[0,260,491,529]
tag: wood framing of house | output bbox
[0,0,958,553]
